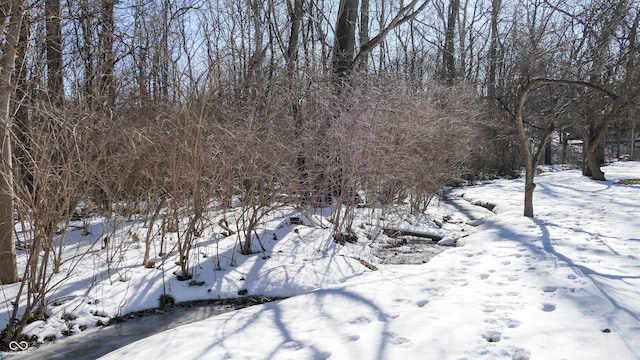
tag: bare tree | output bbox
[513,78,617,217]
[580,1,638,180]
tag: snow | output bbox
[2,161,640,359]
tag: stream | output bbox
[2,299,274,360]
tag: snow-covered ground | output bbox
[3,161,640,359]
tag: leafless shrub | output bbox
[7,103,103,341]
[366,83,488,212]
[210,80,299,256]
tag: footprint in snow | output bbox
[393,298,413,305]
[483,305,497,313]
[416,300,429,308]
[349,316,371,325]
[453,279,469,287]
[480,274,490,280]
[482,330,502,342]
[506,319,521,328]
[383,331,411,345]
[343,335,360,343]
[542,286,558,293]
[379,312,400,321]
[281,341,302,350]
[540,303,556,312]
[508,347,531,360]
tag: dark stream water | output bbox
[2,302,244,360]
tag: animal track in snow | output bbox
[480,274,490,280]
[542,286,558,293]
[416,300,429,308]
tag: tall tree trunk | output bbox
[333,0,359,82]
[358,0,369,72]
[288,0,303,132]
[46,0,64,107]
[79,1,96,108]
[488,0,501,98]
[287,0,303,77]
[443,0,459,84]
[99,0,116,107]
[14,8,31,193]
[0,0,25,285]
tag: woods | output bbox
[1,0,639,345]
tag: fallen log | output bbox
[382,228,443,241]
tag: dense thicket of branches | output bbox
[1,0,638,343]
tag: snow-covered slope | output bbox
[95,162,640,360]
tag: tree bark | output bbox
[286,0,303,77]
[442,0,459,84]
[46,0,64,107]
[488,0,501,98]
[544,140,552,165]
[333,0,359,82]
[358,0,370,71]
[0,0,25,285]
[99,0,116,107]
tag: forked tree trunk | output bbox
[513,78,611,217]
